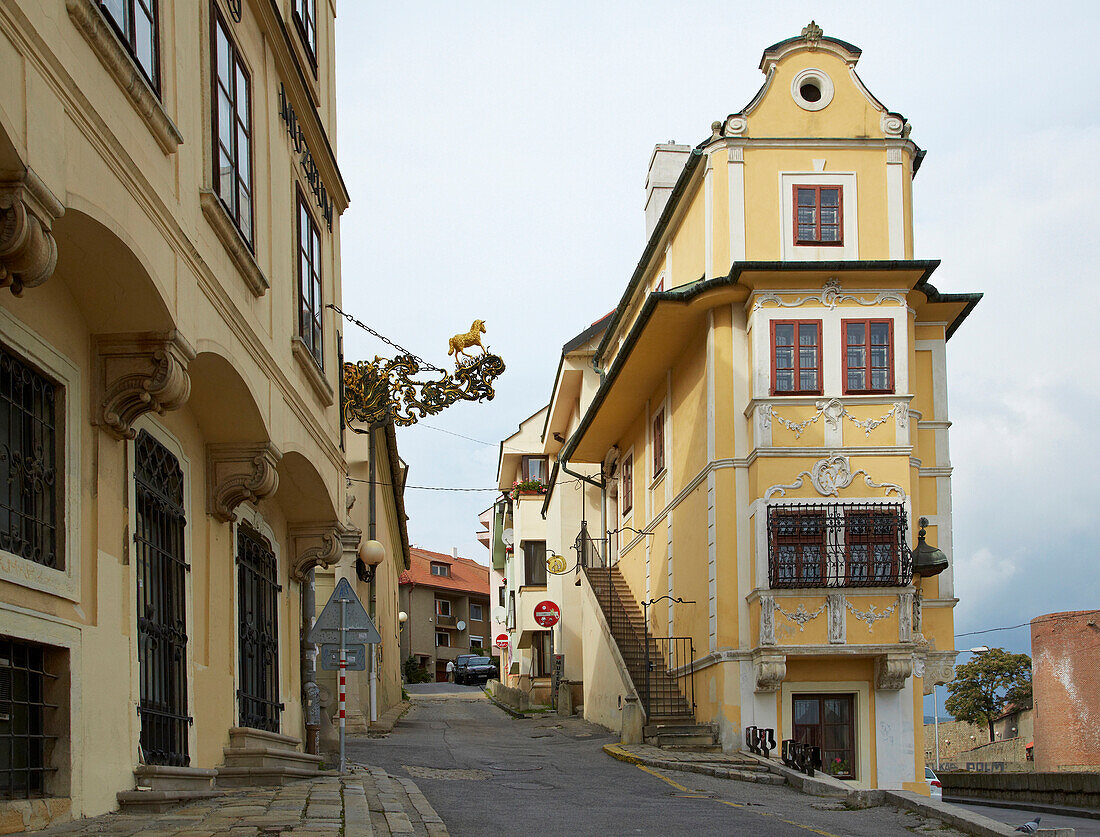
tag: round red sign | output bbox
[533,600,560,628]
[494,633,509,649]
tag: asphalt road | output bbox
[347,689,968,837]
[953,800,1099,836]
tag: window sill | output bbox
[291,336,334,406]
[649,469,666,491]
[66,0,183,155]
[200,190,269,297]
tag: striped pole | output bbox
[339,597,347,774]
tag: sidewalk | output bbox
[26,767,447,837]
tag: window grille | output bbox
[134,430,191,766]
[0,637,58,799]
[236,523,282,732]
[767,503,911,588]
[0,346,59,569]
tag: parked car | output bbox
[925,766,942,799]
[454,655,498,685]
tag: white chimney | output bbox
[452,547,459,560]
[645,143,691,240]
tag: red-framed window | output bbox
[769,507,826,586]
[211,3,254,247]
[621,454,633,515]
[843,319,893,394]
[794,186,843,245]
[770,320,822,395]
[652,410,665,476]
[844,509,902,584]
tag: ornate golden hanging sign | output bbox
[340,317,506,429]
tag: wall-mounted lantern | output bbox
[356,539,385,583]
[912,517,949,577]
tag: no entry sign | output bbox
[533,600,560,628]
[494,633,509,649]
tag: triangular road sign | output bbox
[307,577,381,645]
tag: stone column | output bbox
[334,527,369,734]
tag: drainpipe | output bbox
[368,426,378,724]
[302,570,320,754]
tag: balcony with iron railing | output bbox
[766,502,912,589]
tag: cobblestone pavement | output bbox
[27,768,447,837]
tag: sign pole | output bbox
[339,596,347,774]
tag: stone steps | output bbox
[216,726,327,787]
[117,766,223,812]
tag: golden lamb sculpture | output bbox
[448,319,487,360]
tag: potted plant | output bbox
[509,478,546,500]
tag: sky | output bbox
[333,1,1100,705]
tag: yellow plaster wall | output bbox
[671,330,708,488]
[742,148,890,261]
[668,182,707,288]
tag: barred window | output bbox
[768,503,910,589]
[297,193,323,366]
[0,637,58,799]
[98,0,159,92]
[0,346,59,570]
[211,4,253,246]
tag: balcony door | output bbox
[792,693,855,779]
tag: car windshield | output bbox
[925,768,936,779]
[467,657,491,665]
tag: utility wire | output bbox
[956,610,1100,639]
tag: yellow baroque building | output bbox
[516,24,980,792]
[0,0,407,827]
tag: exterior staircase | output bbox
[116,766,222,813]
[215,726,328,787]
[584,565,718,750]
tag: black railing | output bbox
[237,523,283,732]
[585,564,695,720]
[134,430,191,767]
[644,636,696,719]
[767,502,912,589]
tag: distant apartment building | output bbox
[399,548,491,682]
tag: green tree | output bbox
[944,648,1032,744]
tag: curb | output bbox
[945,795,1100,821]
[884,790,1075,837]
[368,700,411,737]
[485,690,529,719]
[602,743,784,786]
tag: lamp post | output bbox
[933,645,988,770]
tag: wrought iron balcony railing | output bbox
[767,502,912,589]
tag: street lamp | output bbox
[932,646,989,770]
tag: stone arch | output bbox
[275,448,340,526]
[50,202,175,333]
[188,344,270,444]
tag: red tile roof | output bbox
[399,547,489,597]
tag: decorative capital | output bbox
[0,169,65,296]
[921,650,957,695]
[289,522,353,583]
[206,443,282,522]
[93,331,196,440]
[754,653,786,693]
[874,653,913,691]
